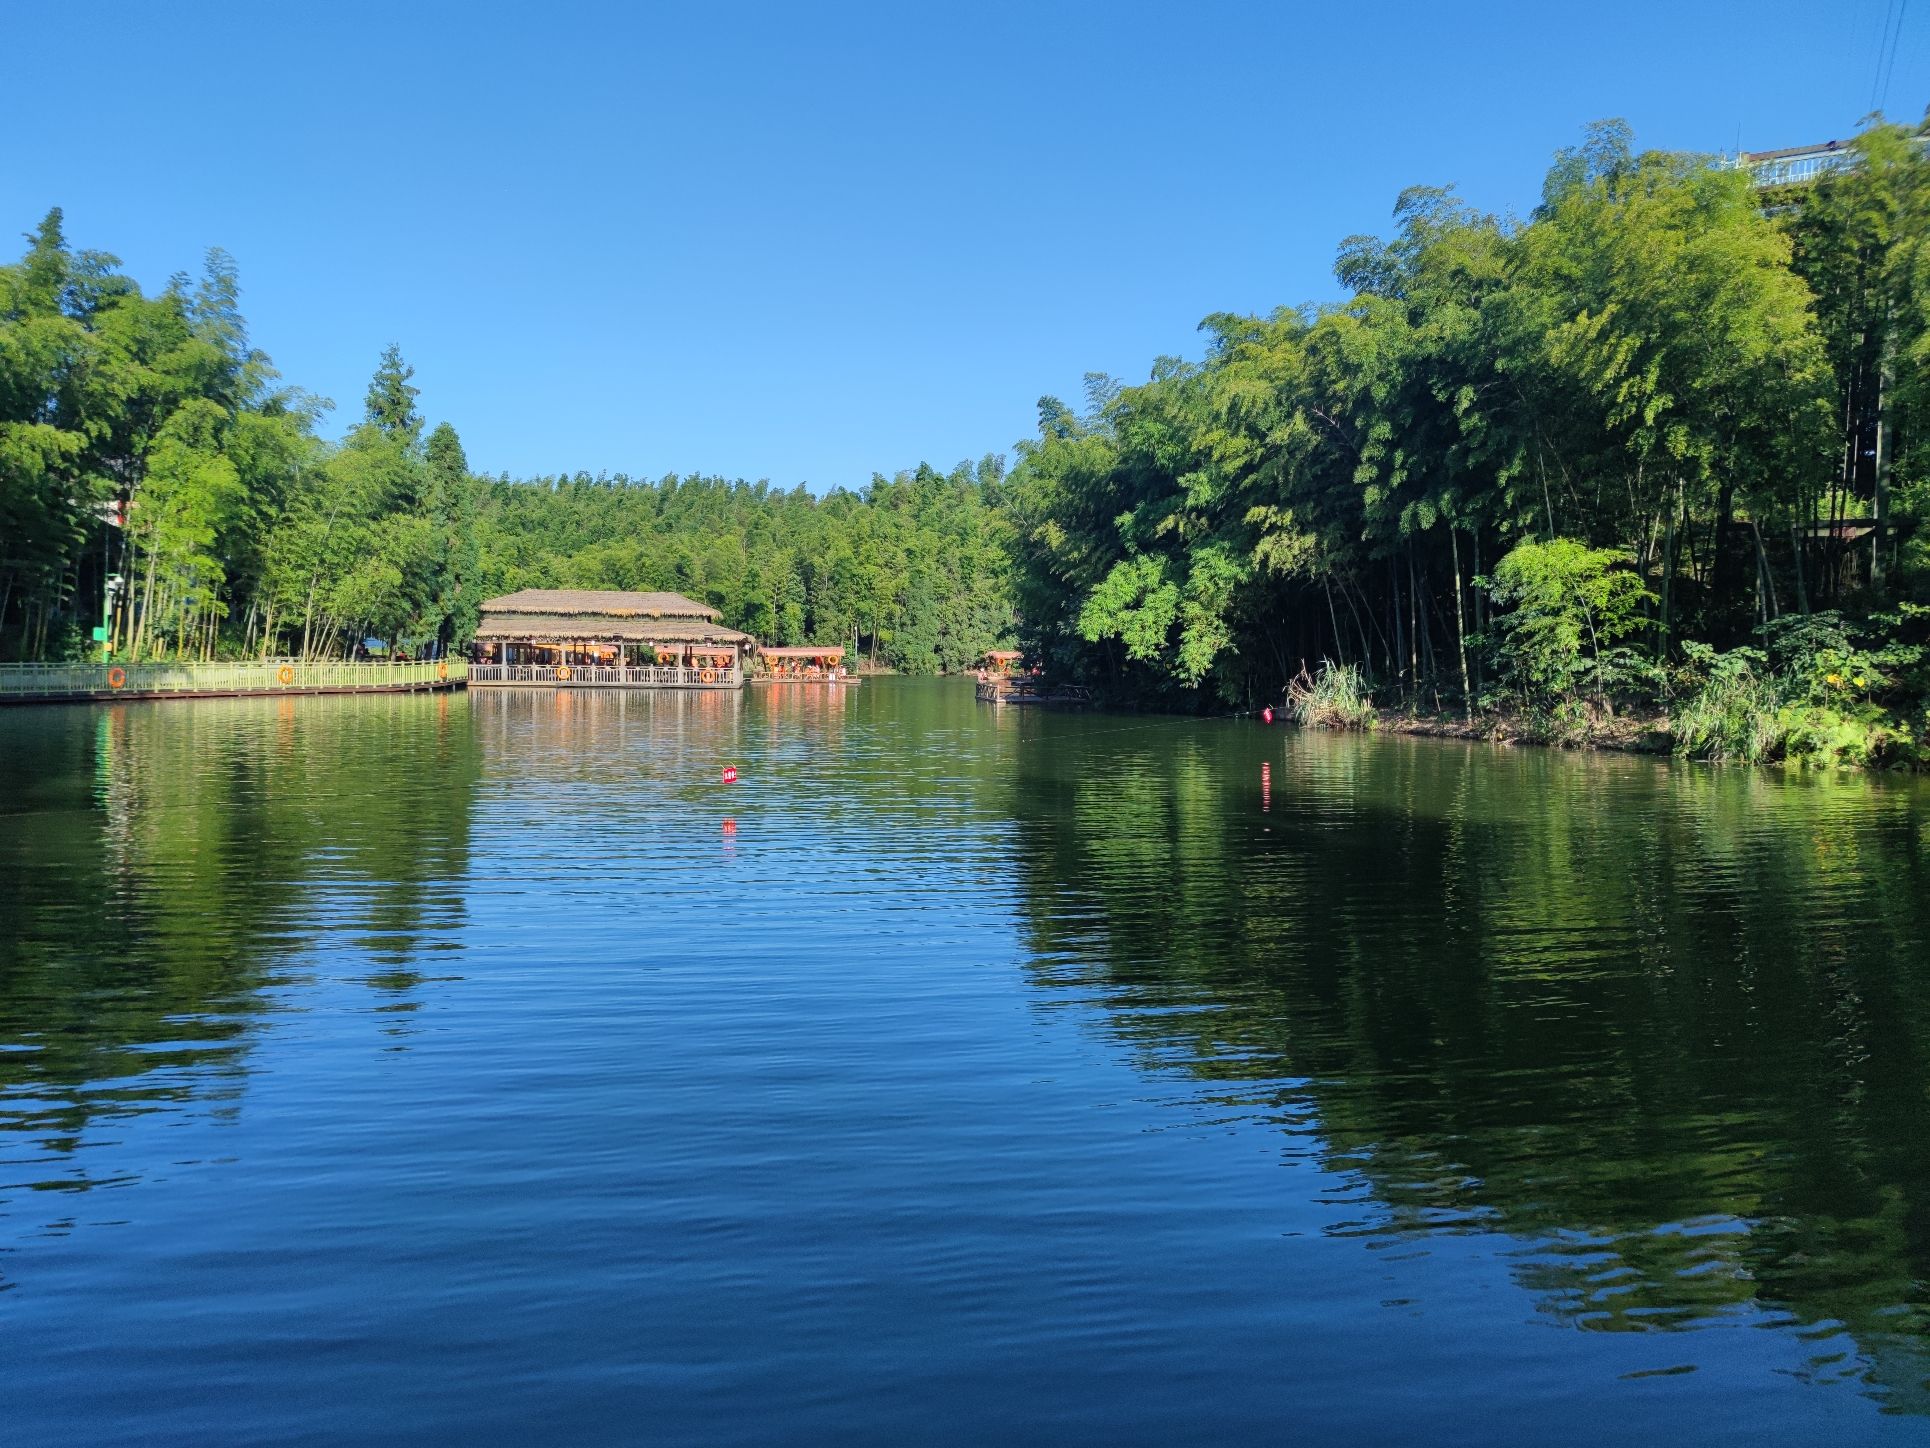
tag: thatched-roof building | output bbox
[471,590,751,689]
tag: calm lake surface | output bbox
[3,679,1928,1445]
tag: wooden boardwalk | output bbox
[0,659,466,706]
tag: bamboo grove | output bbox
[1005,120,1930,762]
[0,209,482,664]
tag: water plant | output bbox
[1286,660,1377,730]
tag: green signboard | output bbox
[91,626,109,642]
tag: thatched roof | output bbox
[479,589,720,620]
[760,646,845,659]
[474,613,751,644]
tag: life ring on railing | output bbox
[436,661,449,681]
[107,667,126,690]
[699,668,716,684]
[277,664,295,685]
[656,650,673,665]
[556,665,573,682]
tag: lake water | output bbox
[2,679,1928,1445]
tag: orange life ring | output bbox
[700,668,716,684]
[436,661,449,681]
[107,666,126,690]
[556,664,572,681]
[277,664,295,685]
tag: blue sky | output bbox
[5,1,1925,489]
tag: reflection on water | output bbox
[0,682,1926,1444]
[1006,724,1930,1407]
[0,694,478,1226]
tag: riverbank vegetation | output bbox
[1005,118,1930,767]
[12,112,1930,763]
[0,211,482,663]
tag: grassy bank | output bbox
[1303,698,1925,772]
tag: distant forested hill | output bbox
[474,462,1014,672]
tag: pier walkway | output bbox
[0,659,466,706]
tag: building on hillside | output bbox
[1732,133,1929,193]
[1736,139,1858,189]
[469,590,751,689]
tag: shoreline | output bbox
[1304,705,1927,773]
[1360,706,1673,758]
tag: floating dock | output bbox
[975,677,1093,707]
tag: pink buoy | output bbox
[722,765,738,784]
[1262,706,1274,725]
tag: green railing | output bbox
[0,658,466,701]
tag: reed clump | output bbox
[1286,661,1377,731]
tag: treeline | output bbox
[0,208,1013,670]
[17,111,1930,760]
[474,462,1013,674]
[0,210,480,661]
[1006,119,1930,763]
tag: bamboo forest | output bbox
[9,117,1930,763]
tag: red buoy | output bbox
[722,765,738,784]
[1262,706,1274,725]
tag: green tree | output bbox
[1486,537,1654,709]
[423,421,479,653]
[365,343,422,446]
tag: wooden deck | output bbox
[0,659,466,706]
[468,663,743,690]
[975,677,1093,706]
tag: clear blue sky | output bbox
[5,1,1924,489]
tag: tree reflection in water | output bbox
[0,694,479,1235]
[1003,725,1930,1410]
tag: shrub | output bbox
[1670,645,1790,763]
[1670,637,1920,768]
[1286,660,1377,730]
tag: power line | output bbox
[1882,0,1911,113]
[1873,0,1895,112]
[1872,0,1909,114]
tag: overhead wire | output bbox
[1873,0,1909,115]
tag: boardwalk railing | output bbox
[468,663,740,688]
[0,658,465,702]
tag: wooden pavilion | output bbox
[980,650,1024,676]
[469,590,751,689]
[754,646,856,684]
